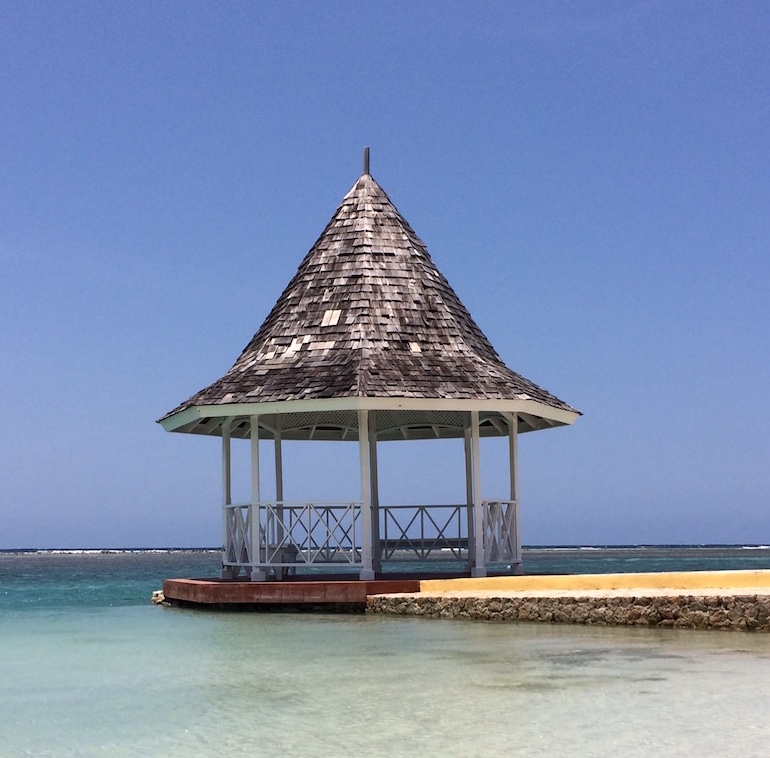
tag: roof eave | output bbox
[158,396,580,435]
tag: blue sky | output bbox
[1,1,768,548]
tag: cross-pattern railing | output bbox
[223,499,520,574]
[224,504,252,566]
[378,505,469,561]
[262,501,361,566]
[224,501,362,570]
[482,499,520,564]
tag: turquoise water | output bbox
[522,544,770,576]
[2,549,770,756]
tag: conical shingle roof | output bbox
[162,170,578,432]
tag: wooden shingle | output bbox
[163,171,578,420]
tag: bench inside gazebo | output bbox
[160,150,579,583]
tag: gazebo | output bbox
[160,150,579,581]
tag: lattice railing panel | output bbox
[260,501,362,565]
[379,505,469,561]
[223,502,363,568]
[224,501,520,570]
[224,504,252,566]
[482,500,520,563]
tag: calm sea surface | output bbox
[2,547,770,757]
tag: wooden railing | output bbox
[482,500,521,564]
[223,499,520,573]
[224,501,362,569]
[378,505,469,561]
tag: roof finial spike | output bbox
[363,146,370,175]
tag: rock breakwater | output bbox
[367,593,770,631]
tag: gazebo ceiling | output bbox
[160,159,580,439]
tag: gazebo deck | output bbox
[163,571,491,610]
[162,575,419,610]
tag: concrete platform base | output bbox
[367,570,770,631]
[163,576,421,611]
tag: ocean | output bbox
[2,547,770,757]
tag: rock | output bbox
[365,591,770,632]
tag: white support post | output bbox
[274,420,284,547]
[222,418,232,507]
[358,410,375,580]
[464,426,474,570]
[470,410,486,578]
[274,422,284,503]
[507,412,523,573]
[220,418,234,579]
[250,414,266,582]
[251,415,261,505]
[508,413,520,503]
[369,412,381,573]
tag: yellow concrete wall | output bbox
[420,570,770,594]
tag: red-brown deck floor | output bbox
[163,575,425,610]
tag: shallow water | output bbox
[2,607,770,757]
[2,550,770,756]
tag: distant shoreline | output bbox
[2,544,769,554]
[0,547,222,555]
